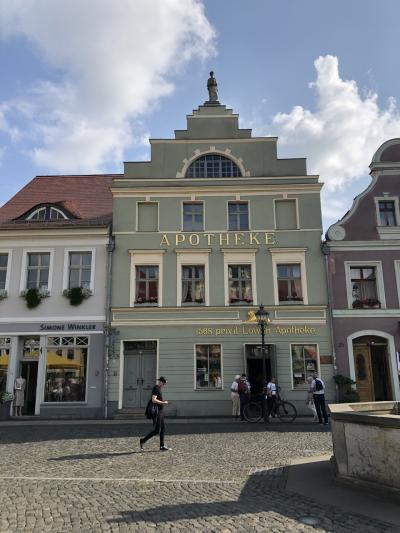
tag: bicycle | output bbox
[243,388,297,423]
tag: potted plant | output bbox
[0,391,14,420]
[20,287,50,309]
[63,286,93,306]
[333,374,360,403]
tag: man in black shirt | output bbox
[140,377,170,451]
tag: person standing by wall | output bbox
[230,375,240,420]
[238,374,250,421]
[140,377,171,451]
[306,376,318,421]
[264,377,277,422]
[312,372,329,425]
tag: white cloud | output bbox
[0,0,215,172]
[270,55,400,191]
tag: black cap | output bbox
[158,376,167,384]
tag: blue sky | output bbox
[1,0,400,229]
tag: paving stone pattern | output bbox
[0,422,396,532]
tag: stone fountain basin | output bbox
[329,401,400,495]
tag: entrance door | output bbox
[245,344,273,397]
[20,361,38,415]
[123,342,157,408]
[353,346,374,402]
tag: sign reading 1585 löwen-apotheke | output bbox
[196,325,317,336]
[160,232,277,247]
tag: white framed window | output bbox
[375,197,400,227]
[195,344,223,389]
[290,343,319,389]
[63,248,95,292]
[227,201,249,231]
[223,251,257,306]
[129,251,164,307]
[27,206,68,220]
[394,260,400,308]
[176,250,210,306]
[20,249,55,294]
[271,249,308,305]
[44,336,89,403]
[182,201,204,231]
[0,250,12,293]
[344,261,386,309]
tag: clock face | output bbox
[327,224,346,241]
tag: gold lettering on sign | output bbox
[265,232,276,245]
[160,234,170,246]
[189,234,200,246]
[195,325,317,336]
[204,233,215,246]
[234,232,245,245]
[219,233,230,246]
[176,234,186,246]
[249,232,260,245]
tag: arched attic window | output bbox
[186,154,242,178]
[24,205,70,221]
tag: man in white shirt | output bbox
[264,377,277,422]
[311,372,328,425]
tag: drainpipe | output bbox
[321,241,339,403]
[104,231,115,419]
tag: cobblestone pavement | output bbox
[0,422,397,532]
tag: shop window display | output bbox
[0,337,11,393]
[291,344,318,388]
[44,336,88,402]
[196,344,222,389]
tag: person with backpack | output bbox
[238,374,250,421]
[311,372,329,425]
[140,376,171,451]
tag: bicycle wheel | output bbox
[243,402,263,422]
[276,401,297,422]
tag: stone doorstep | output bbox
[286,454,400,528]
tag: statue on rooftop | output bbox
[207,71,219,103]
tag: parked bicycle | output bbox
[243,387,297,423]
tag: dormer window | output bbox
[186,155,241,178]
[378,200,396,226]
[24,205,70,221]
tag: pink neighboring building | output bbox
[325,139,400,403]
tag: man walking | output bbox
[140,377,171,451]
[311,372,329,425]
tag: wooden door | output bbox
[123,354,140,408]
[353,346,374,402]
[140,353,157,408]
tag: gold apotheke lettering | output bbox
[160,232,277,247]
[196,325,317,336]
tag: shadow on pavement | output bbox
[0,421,330,445]
[105,465,395,531]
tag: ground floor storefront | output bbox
[108,309,334,417]
[0,320,105,418]
[332,316,400,402]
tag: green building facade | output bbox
[108,96,334,417]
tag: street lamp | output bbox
[255,304,271,383]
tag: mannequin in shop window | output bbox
[14,375,26,416]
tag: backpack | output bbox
[237,380,248,394]
[145,398,158,419]
[315,378,324,392]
